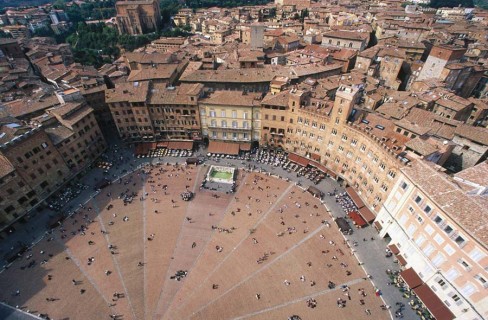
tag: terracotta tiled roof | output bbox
[323,30,369,41]
[0,154,15,178]
[201,90,262,107]
[402,160,488,248]
[261,91,290,107]
[405,136,438,156]
[105,81,149,104]
[455,125,488,145]
[127,64,177,82]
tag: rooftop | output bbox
[402,160,488,249]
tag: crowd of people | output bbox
[0,144,405,320]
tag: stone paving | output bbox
[0,145,419,320]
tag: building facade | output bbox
[375,160,488,320]
[115,0,162,35]
[199,91,262,143]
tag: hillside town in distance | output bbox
[0,0,487,319]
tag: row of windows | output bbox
[209,120,250,128]
[208,110,249,119]
[264,115,285,121]
[211,132,249,140]
[17,142,49,163]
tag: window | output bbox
[451,294,460,302]
[415,196,422,204]
[360,144,366,152]
[459,259,470,269]
[221,110,226,117]
[341,134,348,141]
[460,283,476,297]
[331,129,337,135]
[432,253,445,267]
[475,275,487,286]
[444,225,453,234]
[455,236,465,245]
[444,244,455,256]
[424,205,432,214]
[401,182,408,190]
[351,139,358,146]
[434,216,443,224]
[437,279,446,287]
[469,248,486,263]
[415,235,425,246]
[4,205,15,214]
[445,268,459,281]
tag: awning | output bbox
[309,160,328,174]
[327,169,337,179]
[135,142,152,155]
[307,186,322,197]
[358,206,375,223]
[167,140,193,150]
[288,153,309,167]
[400,268,423,289]
[388,244,400,255]
[240,143,251,151]
[414,284,455,320]
[397,254,407,266]
[345,186,365,209]
[208,141,240,155]
[310,153,321,161]
[373,221,383,231]
[348,211,367,228]
[157,141,169,148]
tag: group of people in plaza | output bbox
[2,145,402,320]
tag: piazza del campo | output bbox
[0,0,487,319]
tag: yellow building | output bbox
[199,91,262,144]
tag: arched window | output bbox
[221,120,227,127]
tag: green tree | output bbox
[429,0,474,7]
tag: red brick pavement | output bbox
[0,168,390,320]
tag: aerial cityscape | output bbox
[0,0,487,319]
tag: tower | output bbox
[417,44,466,81]
[331,84,360,125]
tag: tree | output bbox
[429,0,474,8]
